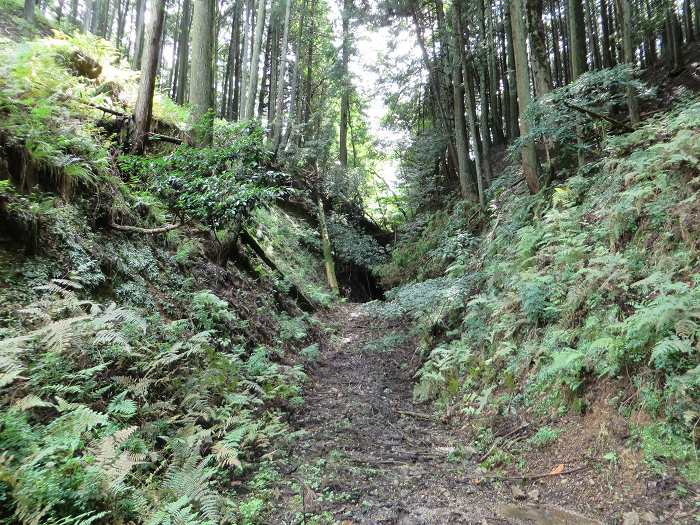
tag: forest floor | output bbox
[268,303,636,524]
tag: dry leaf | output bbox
[549,463,565,475]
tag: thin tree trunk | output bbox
[24,0,34,21]
[451,3,478,202]
[600,0,614,67]
[411,6,460,180]
[132,0,166,153]
[505,0,520,140]
[317,190,339,294]
[258,20,272,119]
[616,0,639,125]
[511,0,539,193]
[271,0,292,152]
[244,0,266,120]
[339,0,351,169]
[585,0,603,69]
[133,0,147,67]
[174,0,191,104]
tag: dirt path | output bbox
[269,304,602,524]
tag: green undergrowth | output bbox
[251,206,335,307]
[376,98,700,483]
[0,28,333,525]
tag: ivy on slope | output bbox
[376,98,700,483]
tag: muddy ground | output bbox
[268,304,697,524]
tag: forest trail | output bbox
[270,304,602,524]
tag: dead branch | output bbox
[563,101,634,132]
[397,409,435,421]
[479,423,531,463]
[468,464,592,482]
[80,101,129,118]
[109,220,182,234]
[147,133,183,145]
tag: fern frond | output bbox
[12,394,52,411]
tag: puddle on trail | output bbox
[497,503,603,524]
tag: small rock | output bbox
[511,485,527,500]
[640,512,658,523]
[527,488,540,502]
[622,511,640,525]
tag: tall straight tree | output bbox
[451,1,479,203]
[526,0,552,96]
[189,0,215,145]
[132,0,166,153]
[511,0,539,193]
[133,0,147,67]
[339,0,351,169]
[568,0,588,78]
[616,0,639,124]
[24,0,34,21]
[244,0,267,119]
[271,0,292,153]
[174,0,192,104]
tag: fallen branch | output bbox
[109,220,182,234]
[79,101,129,118]
[397,409,435,421]
[147,133,183,145]
[563,101,634,132]
[479,423,531,463]
[240,228,317,312]
[467,464,591,483]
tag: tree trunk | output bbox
[244,0,267,120]
[504,0,520,140]
[133,0,147,68]
[132,0,166,153]
[600,0,614,67]
[451,3,478,202]
[339,0,351,169]
[174,0,191,104]
[70,0,79,24]
[569,0,588,77]
[317,191,339,294]
[511,0,539,193]
[24,0,34,21]
[585,0,602,69]
[526,0,552,96]
[271,0,292,152]
[258,21,272,120]
[616,0,639,125]
[116,0,130,48]
[486,0,504,145]
[411,6,460,181]
[189,0,215,145]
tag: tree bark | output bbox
[569,0,588,77]
[132,0,166,154]
[600,0,614,67]
[511,0,539,193]
[24,0,34,21]
[317,190,339,294]
[189,0,215,145]
[244,0,267,120]
[616,0,639,125]
[504,0,520,140]
[526,0,552,96]
[271,0,292,152]
[451,2,479,203]
[174,0,191,104]
[133,0,147,68]
[339,0,351,169]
